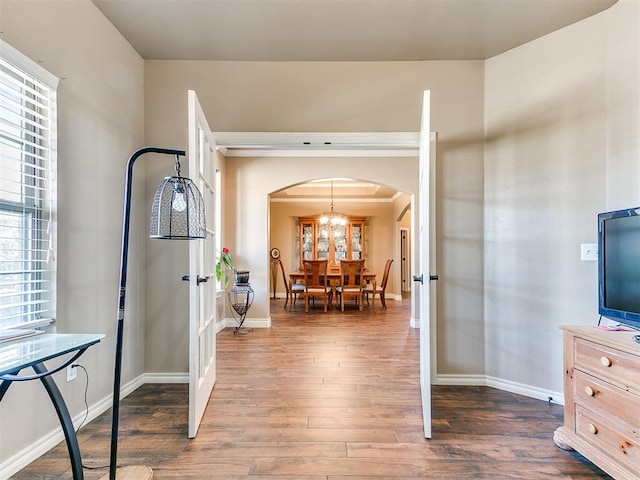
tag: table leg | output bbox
[234,313,247,335]
[33,362,85,480]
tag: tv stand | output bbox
[554,326,640,480]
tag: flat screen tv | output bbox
[598,207,640,330]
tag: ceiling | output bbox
[270,179,400,201]
[91,0,616,197]
[91,0,616,62]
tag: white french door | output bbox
[187,90,218,437]
[418,90,435,438]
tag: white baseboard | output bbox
[215,319,226,333]
[435,374,487,386]
[223,316,271,329]
[0,422,68,479]
[143,372,188,383]
[435,373,565,405]
[485,375,565,405]
[214,317,272,333]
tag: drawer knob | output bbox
[600,356,612,367]
[584,386,595,397]
[588,423,598,435]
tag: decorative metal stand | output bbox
[228,282,254,335]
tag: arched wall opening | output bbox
[267,176,414,317]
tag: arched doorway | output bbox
[268,178,412,312]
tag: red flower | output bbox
[216,247,234,286]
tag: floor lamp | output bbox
[100,147,205,480]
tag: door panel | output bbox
[188,90,217,438]
[418,90,433,438]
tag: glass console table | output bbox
[0,333,105,480]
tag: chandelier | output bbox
[319,180,346,226]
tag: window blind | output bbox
[0,40,58,329]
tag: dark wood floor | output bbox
[12,295,611,479]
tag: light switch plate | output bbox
[581,243,598,261]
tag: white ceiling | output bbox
[92,0,616,62]
[270,179,400,200]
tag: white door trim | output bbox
[214,131,419,157]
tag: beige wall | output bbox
[604,0,640,206]
[0,0,145,470]
[484,0,640,394]
[4,0,638,474]
[225,156,419,321]
[144,60,485,377]
[160,1,638,396]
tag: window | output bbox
[0,40,58,329]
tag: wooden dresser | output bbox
[554,326,640,479]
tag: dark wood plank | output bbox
[11,296,611,479]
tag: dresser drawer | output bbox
[574,370,640,427]
[575,405,640,475]
[574,338,640,391]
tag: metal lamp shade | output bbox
[150,176,206,239]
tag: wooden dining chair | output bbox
[335,259,365,311]
[364,258,393,309]
[303,259,331,312]
[277,258,305,309]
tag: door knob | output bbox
[413,273,439,285]
[196,275,210,286]
[181,275,190,282]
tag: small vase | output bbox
[234,270,250,285]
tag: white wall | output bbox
[0,0,145,472]
[483,0,640,396]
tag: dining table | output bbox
[289,271,377,308]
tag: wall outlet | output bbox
[66,364,77,382]
[581,243,598,261]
